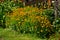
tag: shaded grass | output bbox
[49,32,60,40]
[0,28,60,40]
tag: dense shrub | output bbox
[5,7,56,38]
[53,18,60,32]
[0,0,23,28]
[43,9,54,24]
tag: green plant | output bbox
[43,9,54,24]
[5,7,55,38]
[0,0,23,28]
[53,18,60,32]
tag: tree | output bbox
[54,0,60,19]
[48,0,51,8]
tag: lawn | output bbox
[0,28,60,40]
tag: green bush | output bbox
[53,18,60,32]
[5,7,56,38]
[0,0,23,28]
[43,9,54,24]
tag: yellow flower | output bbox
[16,18,20,20]
[18,22,21,24]
[41,26,44,28]
[24,19,27,21]
[41,21,44,23]
[40,30,43,32]
[20,12,25,16]
[35,26,37,29]
[36,16,40,19]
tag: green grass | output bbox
[0,28,60,40]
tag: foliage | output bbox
[5,7,56,38]
[43,9,54,24]
[53,18,60,32]
[0,0,60,39]
[0,0,23,28]
[0,0,23,14]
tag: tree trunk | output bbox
[54,0,60,19]
[54,0,59,19]
[48,0,51,8]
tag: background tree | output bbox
[54,0,60,19]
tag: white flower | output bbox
[52,1,55,3]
